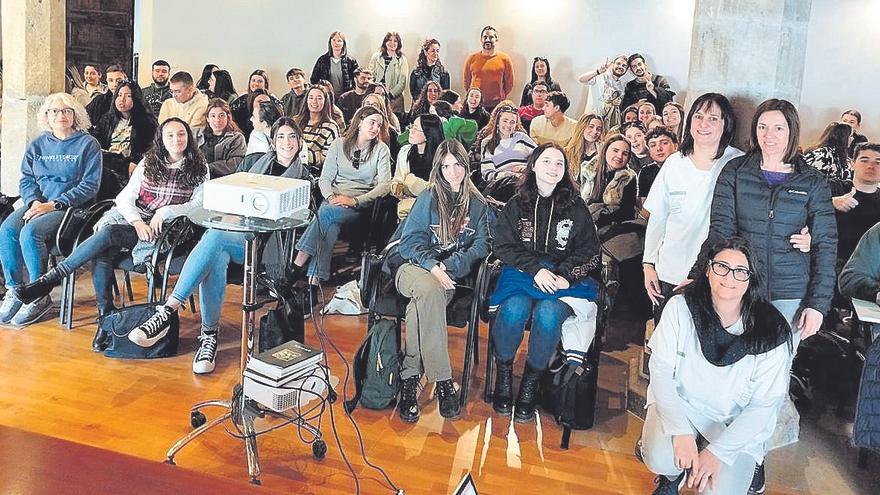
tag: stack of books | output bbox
[245,340,324,386]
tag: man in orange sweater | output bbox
[463,26,514,111]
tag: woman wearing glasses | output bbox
[293,106,391,285]
[642,237,792,494]
[0,93,102,326]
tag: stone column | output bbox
[1,0,66,196]
[687,0,812,149]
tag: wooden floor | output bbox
[0,278,803,494]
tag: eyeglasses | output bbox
[709,260,752,282]
[47,108,75,117]
[351,149,362,170]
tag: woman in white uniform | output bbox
[641,237,792,494]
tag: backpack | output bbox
[344,319,400,412]
[790,330,863,413]
[539,349,600,447]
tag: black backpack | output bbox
[790,331,863,412]
[540,350,600,448]
[345,319,400,412]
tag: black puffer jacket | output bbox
[695,151,837,313]
[92,109,159,164]
[494,194,601,282]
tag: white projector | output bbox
[203,172,310,220]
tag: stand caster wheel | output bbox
[327,388,338,404]
[190,410,206,428]
[312,439,327,460]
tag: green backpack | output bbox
[344,319,400,412]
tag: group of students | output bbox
[6,31,879,494]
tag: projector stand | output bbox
[164,226,325,484]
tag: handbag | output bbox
[98,302,180,359]
[257,274,306,353]
[56,201,114,256]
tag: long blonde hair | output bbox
[428,140,485,245]
[564,113,604,178]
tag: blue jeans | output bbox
[57,224,139,311]
[0,207,65,287]
[492,293,573,370]
[169,229,245,328]
[295,202,361,281]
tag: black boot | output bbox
[92,304,116,352]
[435,379,461,420]
[514,363,543,423]
[492,359,514,414]
[398,375,421,423]
[15,269,64,304]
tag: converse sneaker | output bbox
[748,463,766,494]
[435,379,461,420]
[10,295,53,327]
[398,375,421,423]
[0,291,23,324]
[129,305,174,347]
[192,332,218,374]
[651,471,686,495]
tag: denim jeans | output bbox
[57,224,139,311]
[169,229,245,328]
[0,207,65,287]
[295,202,361,281]
[492,293,573,370]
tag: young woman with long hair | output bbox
[489,143,601,423]
[460,87,490,131]
[207,69,238,104]
[641,237,792,494]
[409,38,450,100]
[293,106,391,284]
[584,134,637,228]
[194,98,246,177]
[91,80,159,176]
[563,113,604,181]
[311,31,360,96]
[367,32,409,115]
[14,118,209,329]
[0,93,102,326]
[519,56,562,106]
[391,113,446,219]
[295,85,341,176]
[803,121,853,181]
[662,101,685,140]
[479,101,536,185]
[121,118,310,373]
[230,69,281,138]
[395,139,490,423]
[408,80,442,125]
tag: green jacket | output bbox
[398,116,478,148]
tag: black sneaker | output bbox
[748,463,766,494]
[435,379,461,420]
[398,375,420,423]
[651,471,686,495]
[192,332,218,374]
[128,305,174,347]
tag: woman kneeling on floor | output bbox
[490,142,601,423]
[395,139,490,422]
[14,118,208,328]
[641,237,792,495]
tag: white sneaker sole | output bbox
[128,327,169,347]
[9,302,53,327]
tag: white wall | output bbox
[135,0,696,114]
[801,0,880,143]
[135,0,879,145]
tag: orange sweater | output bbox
[463,52,515,107]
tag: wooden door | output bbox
[66,0,135,78]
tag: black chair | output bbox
[360,245,486,407]
[479,257,609,446]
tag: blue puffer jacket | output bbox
[855,338,880,451]
[695,151,837,313]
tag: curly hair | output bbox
[416,38,445,74]
[143,117,208,188]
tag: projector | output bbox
[203,172,311,220]
[243,365,329,413]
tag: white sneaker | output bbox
[129,306,174,347]
[192,332,218,374]
[0,291,23,324]
[10,295,52,327]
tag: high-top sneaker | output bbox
[398,375,421,423]
[748,463,766,494]
[434,379,461,420]
[128,305,175,347]
[192,331,218,374]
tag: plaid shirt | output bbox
[135,168,198,220]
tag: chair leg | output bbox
[58,274,69,327]
[125,273,134,302]
[460,321,476,408]
[64,273,76,330]
[189,295,197,313]
[484,320,495,404]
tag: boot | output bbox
[492,359,514,415]
[91,304,116,352]
[513,363,543,423]
[435,379,461,420]
[15,269,64,304]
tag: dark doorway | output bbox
[66,0,135,78]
